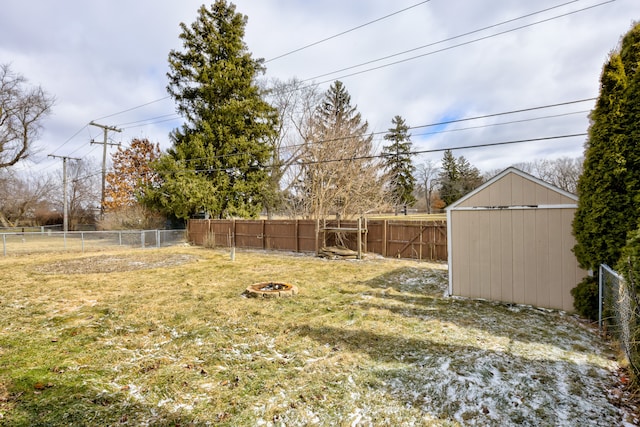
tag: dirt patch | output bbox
[33,253,199,275]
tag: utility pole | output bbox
[48,154,81,232]
[89,121,121,218]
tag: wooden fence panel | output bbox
[187,219,447,261]
[234,220,263,249]
[366,220,386,257]
[386,221,447,260]
[210,220,233,247]
[297,220,318,253]
[188,220,209,246]
[264,220,297,251]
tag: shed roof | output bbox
[446,167,577,210]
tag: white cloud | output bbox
[1,0,638,177]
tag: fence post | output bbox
[357,217,362,260]
[419,222,423,261]
[2,234,6,256]
[315,219,319,256]
[141,230,145,249]
[598,265,603,331]
[157,230,161,248]
[382,220,388,257]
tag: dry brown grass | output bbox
[0,246,626,426]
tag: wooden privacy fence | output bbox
[187,219,447,261]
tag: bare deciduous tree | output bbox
[264,78,322,217]
[63,159,101,229]
[0,64,54,168]
[295,81,386,219]
[0,168,55,227]
[415,159,440,214]
[511,157,583,194]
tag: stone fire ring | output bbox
[245,282,298,298]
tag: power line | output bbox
[175,97,595,165]
[65,131,587,179]
[187,133,586,172]
[265,1,433,63]
[410,98,595,131]
[118,115,182,130]
[49,1,603,150]
[43,2,434,141]
[304,0,583,82]
[54,1,583,131]
[411,133,587,156]
[304,0,614,86]
[49,123,90,155]
[92,96,171,122]
[44,1,607,166]
[412,109,590,138]
[115,113,180,128]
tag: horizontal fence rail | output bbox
[0,229,187,256]
[188,219,447,262]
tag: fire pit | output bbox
[245,282,298,298]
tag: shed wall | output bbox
[450,207,585,311]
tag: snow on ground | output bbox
[263,267,631,426]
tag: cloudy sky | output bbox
[2,0,638,178]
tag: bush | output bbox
[571,275,599,320]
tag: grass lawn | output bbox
[0,246,629,426]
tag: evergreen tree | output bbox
[457,156,483,195]
[143,1,278,219]
[382,115,416,213]
[573,22,640,270]
[437,150,482,206]
[299,81,384,218]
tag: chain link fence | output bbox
[599,264,640,375]
[1,229,187,256]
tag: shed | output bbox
[446,167,587,311]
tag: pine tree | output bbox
[299,81,384,218]
[382,115,416,214]
[438,150,460,206]
[457,156,483,195]
[573,22,640,270]
[143,1,278,219]
[437,150,482,206]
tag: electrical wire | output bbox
[115,113,179,127]
[92,96,171,122]
[304,0,615,86]
[265,1,432,63]
[173,97,595,165]
[412,109,590,138]
[46,1,604,151]
[187,133,587,172]
[410,98,595,131]
[44,1,607,167]
[303,0,582,82]
[119,115,182,130]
